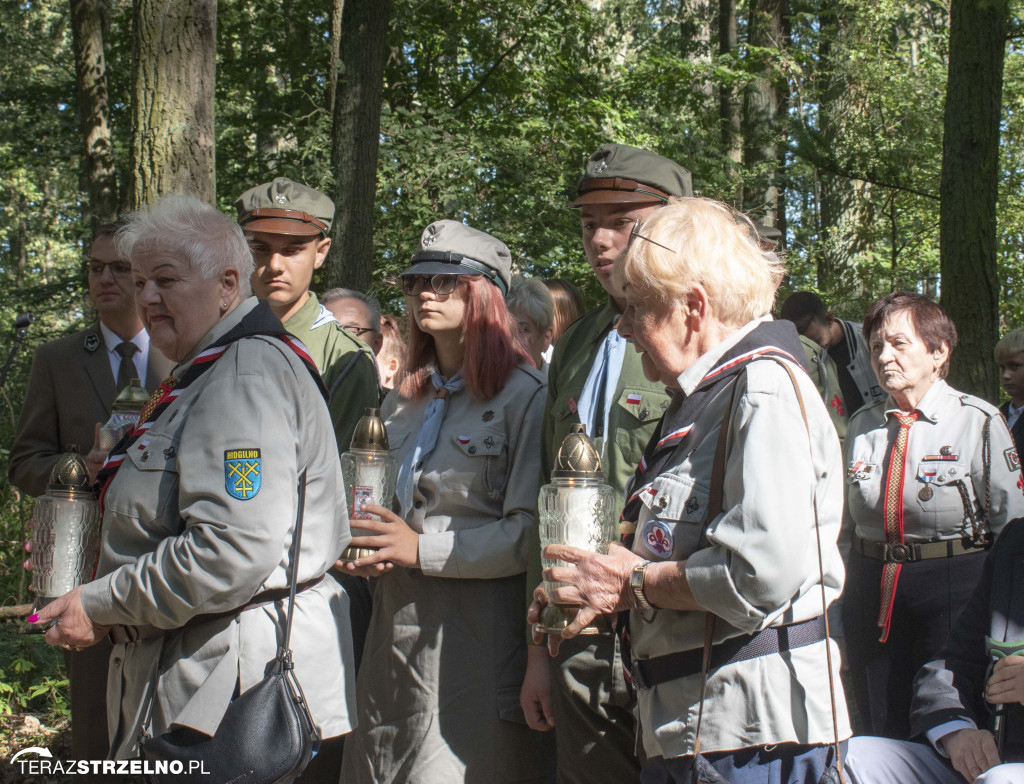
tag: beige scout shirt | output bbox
[629,320,850,759]
[80,299,356,757]
[845,379,1024,543]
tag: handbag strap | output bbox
[691,378,736,777]
[278,469,307,663]
[771,358,846,783]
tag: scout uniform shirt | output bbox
[799,333,848,442]
[283,292,379,453]
[845,379,1024,543]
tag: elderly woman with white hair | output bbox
[535,197,851,783]
[32,195,355,780]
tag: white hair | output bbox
[620,197,785,326]
[116,195,254,297]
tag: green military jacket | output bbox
[799,334,848,442]
[284,293,379,454]
[526,300,674,599]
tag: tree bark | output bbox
[742,0,786,225]
[327,0,391,292]
[719,0,742,204]
[69,0,119,235]
[328,0,345,115]
[940,0,1008,401]
[129,0,217,207]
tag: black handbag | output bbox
[141,470,320,784]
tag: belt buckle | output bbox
[631,660,648,690]
[888,543,911,563]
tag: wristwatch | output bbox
[630,561,657,622]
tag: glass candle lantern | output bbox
[97,378,148,452]
[338,408,397,563]
[30,446,101,609]
[537,424,617,635]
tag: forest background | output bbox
[1,0,1023,746]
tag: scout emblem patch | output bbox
[642,519,673,556]
[1005,447,1021,473]
[225,448,262,500]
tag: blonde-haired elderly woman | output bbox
[534,197,851,784]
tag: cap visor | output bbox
[571,190,670,208]
[240,217,324,237]
[400,261,484,278]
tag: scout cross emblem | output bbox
[224,448,262,500]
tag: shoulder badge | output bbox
[1005,447,1021,473]
[224,448,262,500]
[84,332,100,352]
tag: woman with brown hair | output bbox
[843,291,1024,739]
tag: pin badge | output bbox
[84,333,100,352]
[482,410,494,422]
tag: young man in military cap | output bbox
[521,144,693,783]
[234,177,379,454]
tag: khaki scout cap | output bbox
[401,220,512,295]
[234,177,334,237]
[572,144,694,207]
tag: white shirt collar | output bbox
[99,321,148,356]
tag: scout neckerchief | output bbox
[396,371,466,519]
[617,319,806,692]
[95,301,327,510]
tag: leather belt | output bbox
[108,575,325,645]
[630,616,827,690]
[853,534,991,564]
[576,177,671,201]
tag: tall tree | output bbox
[129,0,216,206]
[69,0,118,234]
[327,0,391,292]
[940,0,1009,400]
[719,0,743,201]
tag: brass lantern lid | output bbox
[552,424,604,480]
[46,445,93,498]
[350,408,389,452]
[112,378,149,411]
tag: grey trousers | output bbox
[844,736,1024,784]
[550,630,640,784]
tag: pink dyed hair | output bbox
[399,276,532,400]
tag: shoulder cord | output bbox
[770,357,846,783]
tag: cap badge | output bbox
[594,161,608,174]
[421,232,439,248]
[275,194,288,204]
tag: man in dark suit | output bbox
[8,222,172,765]
[844,519,1024,783]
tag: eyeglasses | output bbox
[342,324,378,337]
[401,274,460,296]
[628,220,676,254]
[86,260,133,277]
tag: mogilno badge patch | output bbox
[225,448,262,500]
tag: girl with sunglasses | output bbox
[340,220,547,784]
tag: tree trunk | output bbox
[742,0,786,225]
[69,0,118,235]
[129,0,217,207]
[328,0,345,115]
[940,0,1008,401]
[718,0,742,204]
[327,0,391,292]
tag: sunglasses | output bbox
[628,219,677,254]
[401,274,460,296]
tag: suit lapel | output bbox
[82,324,117,417]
